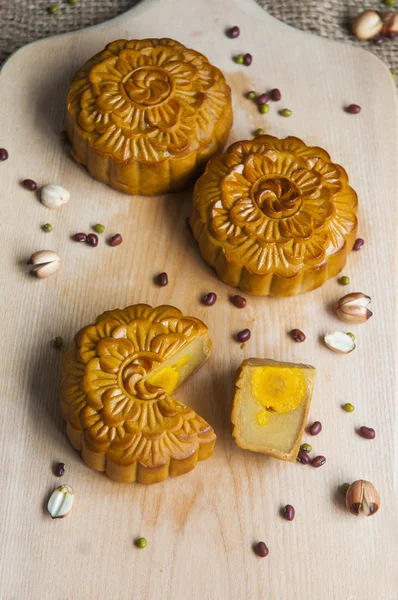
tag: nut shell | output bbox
[67,38,232,196]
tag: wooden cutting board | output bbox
[0,0,397,598]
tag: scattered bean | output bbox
[42,223,53,233]
[309,421,322,436]
[0,148,9,161]
[73,232,87,243]
[339,275,350,285]
[255,541,269,558]
[359,426,375,439]
[53,336,63,349]
[297,450,311,464]
[228,26,240,38]
[246,91,256,100]
[93,223,105,234]
[311,455,326,468]
[109,233,123,247]
[231,294,247,308]
[22,179,38,191]
[256,93,270,105]
[48,4,59,13]
[136,537,147,549]
[237,328,251,343]
[270,88,282,101]
[202,292,217,306]
[340,483,350,496]
[290,328,306,343]
[68,0,78,4]
[156,272,168,286]
[254,128,265,136]
[343,403,355,412]
[301,443,312,453]
[347,104,361,114]
[235,55,244,64]
[374,34,386,45]
[259,103,270,114]
[353,238,365,251]
[283,505,295,521]
[385,0,396,6]
[55,462,65,477]
[280,108,292,117]
[86,233,98,247]
[243,53,252,66]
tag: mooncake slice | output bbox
[231,358,315,461]
[190,135,358,296]
[60,304,215,484]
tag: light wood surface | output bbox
[0,1,397,598]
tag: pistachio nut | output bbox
[336,292,372,324]
[28,250,61,279]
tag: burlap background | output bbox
[0,0,397,76]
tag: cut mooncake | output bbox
[231,359,316,461]
[60,304,215,484]
[190,135,358,296]
[66,38,232,196]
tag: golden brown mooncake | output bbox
[66,38,232,196]
[190,135,358,296]
[231,359,316,462]
[60,304,215,485]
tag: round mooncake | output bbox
[190,135,358,296]
[60,304,215,485]
[66,38,232,196]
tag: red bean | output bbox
[202,293,217,306]
[256,93,270,105]
[297,450,310,465]
[270,88,282,101]
[243,53,252,66]
[309,421,322,436]
[231,295,247,308]
[0,148,8,161]
[156,272,168,286]
[283,505,295,521]
[359,426,375,440]
[353,238,365,251]
[55,462,65,477]
[109,233,123,247]
[255,542,269,558]
[86,233,98,247]
[237,328,251,343]
[347,104,361,114]
[73,233,87,242]
[311,456,326,468]
[22,179,38,191]
[290,329,306,342]
[228,26,240,38]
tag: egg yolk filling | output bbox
[147,355,190,394]
[251,367,306,425]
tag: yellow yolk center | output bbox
[147,355,190,394]
[251,367,306,425]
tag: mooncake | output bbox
[60,304,215,484]
[190,135,358,296]
[67,38,232,195]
